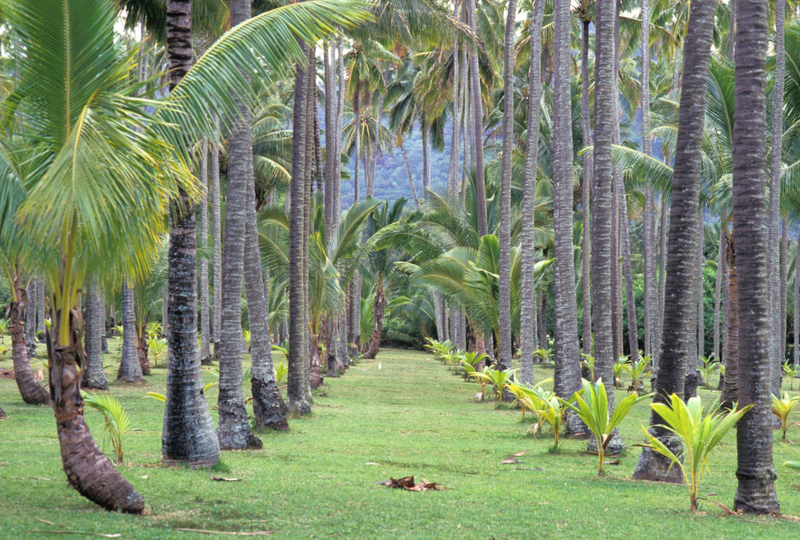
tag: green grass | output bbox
[1,341,800,538]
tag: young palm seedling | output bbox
[0,318,8,342]
[581,353,595,381]
[698,356,720,389]
[613,357,629,388]
[459,351,488,381]
[527,387,565,449]
[561,379,651,475]
[147,337,167,368]
[471,367,518,405]
[81,392,131,464]
[642,395,751,512]
[533,347,553,365]
[507,379,553,420]
[772,392,800,440]
[622,358,652,394]
[783,361,798,391]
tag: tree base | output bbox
[252,377,289,431]
[632,437,683,483]
[734,469,780,514]
[587,429,626,455]
[288,397,312,417]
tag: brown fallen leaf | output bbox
[603,459,621,466]
[511,450,529,457]
[711,500,740,517]
[173,528,273,536]
[377,476,446,491]
[500,458,521,465]
[211,475,241,482]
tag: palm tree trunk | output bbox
[363,279,385,359]
[632,0,715,483]
[641,0,654,359]
[781,218,788,360]
[212,135,222,346]
[162,0,220,468]
[303,52,317,399]
[324,43,335,234]
[731,0,780,514]
[519,0,545,386]
[619,187,639,365]
[713,221,726,363]
[729,0,737,59]
[400,142,421,209]
[467,0,488,236]
[721,235,739,408]
[10,280,51,405]
[448,0,462,196]
[580,16,593,357]
[36,275,45,336]
[539,291,547,350]
[769,0,786,397]
[25,279,37,359]
[118,281,145,383]
[552,0,581,413]
[497,0,517,373]
[795,229,799,369]
[199,141,212,364]
[288,43,313,416]
[82,276,108,390]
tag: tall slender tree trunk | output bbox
[552,0,582,421]
[729,0,737,59]
[118,281,145,383]
[641,0,655,359]
[162,0,220,468]
[580,17,593,357]
[781,218,788,360]
[400,142,421,209]
[288,42,313,416]
[303,49,317,399]
[620,187,639,364]
[722,235,740,408]
[713,221,726,363]
[632,0,715,483]
[363,279,385,359]
[199,142,212,365]
[25,279,37,359]
[212,137,222,346]
[36,275,45,336]
[467,0,488,236]
[795,229,800,369]
[448,0,462,196]
[83,277,108,390]
[497,0,518,373]
[768,0,786,397]
[519,0,545,385]
[539,291,547,350]
[732,0,780,514]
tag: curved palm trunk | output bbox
[162,0,220,467]
[721,236,739,408]
[768,0,786,397]
[731,0,779,514]
[214,0,264,451]
[580,17,593,357]
[363,279,385,359]
[467,0,488,236]
[199,142,212,365]
[497,0,517,373]
[632,0,716,483]
[82,276,108,390]
[519,0,545,385]
[551,0,581,428]
[118,281,145,383]
[47,306,144,513]
[10,286,51,405]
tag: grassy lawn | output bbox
[2,341,800,538]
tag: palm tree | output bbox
[497,0,517,373]
[118,280,146,382]
[630,0,719,482]
[199,141,211,364]
[731,0,780,515]
[216,0,263,451]
[519,0,545,385]
[551,0,582,416]
[83,276,109,390]
[467,0,488,236]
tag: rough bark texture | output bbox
[288,43,313,416]
[49,309,144,513]
[633,0,715,482]
[199,141,212,365]
[795,228,800,369]
[713,222,726,363]
[496,0,517,372]
[26,279,37,358]
[731,0,780,514]
[10,290,51,405]
[118,281,145,383]
[363,281,385,359]
[447,0,462,196]
[768,0,786,397]
[580,16,593,357]
[212,138,222,345]
[467,0,488,236]
[519,0,545,386]
[83,277,108,390]
[162,0,220,468]
[721,237,739,408]
[641,0,654,358]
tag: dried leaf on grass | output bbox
[210,475,241,482]
[710,500,740,517]
[376,476,446,491]
[501,450,529,464]
[173,528,273,536]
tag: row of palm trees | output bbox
[1,0,798,517]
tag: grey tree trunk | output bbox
[713,221,726,363]
[619,186,639,365]
[448,0,462,196]
[781,218,788,361]
[25,278,37,358]
[467,0,488,236]
[768,0,786,397]
[632,0,715,483]
[795,229,799,369]
[36,275,45,336]
[400,142,421,209]
[199,141,212,364]
[497,0,518,373]
[641,0,654,359]
[118,280,144,383]
[83,277,108,390]
[552,0,582,416]
[288,42,313,416]
[519,0,545,386]
[212,137,222,345]
[580,17,593,357]
[214,0,262,451]
[721,236,739,407]
[731,0,780,514]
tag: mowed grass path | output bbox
[2,344,800,538]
